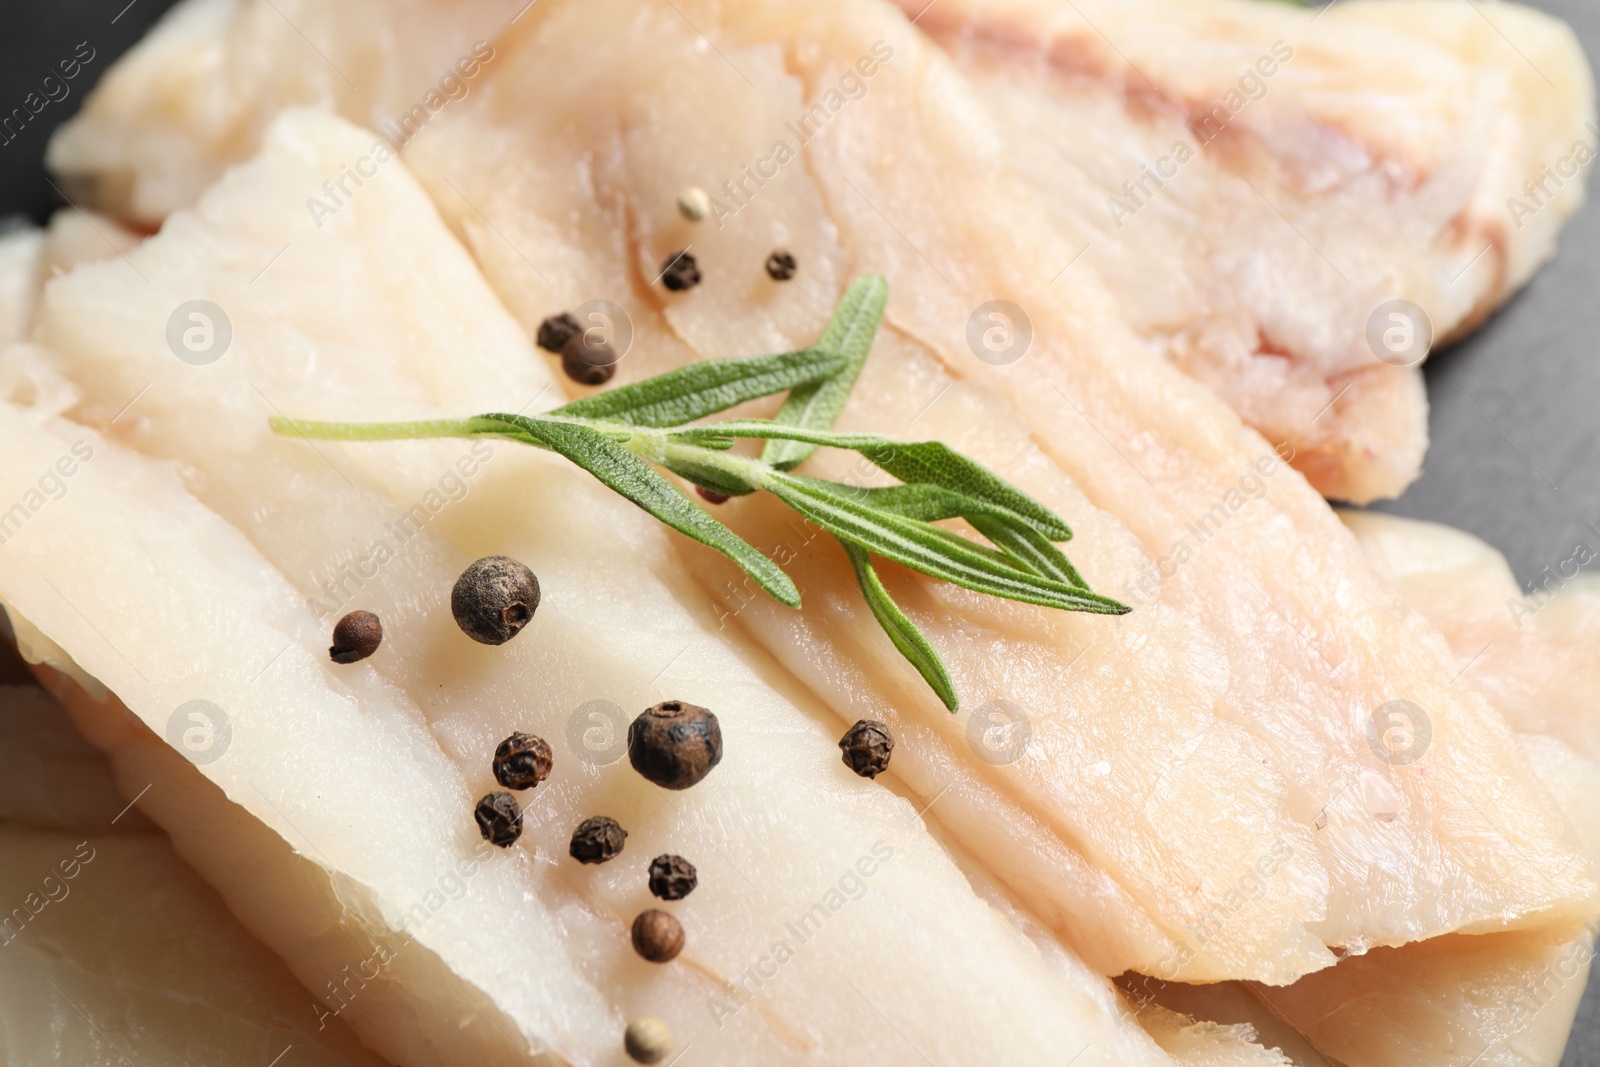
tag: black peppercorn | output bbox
[631,909,685,963]
[570,815,628,864]
[329,610,382,663]
[493,732,553,790]
[647,854,698,901]
[628,700,722,790]
[839,719,894,779]
[695,486,729,505]
[659,250,701,292]
[475,791,523,848]
[536,312,581,353]
[560,333,618,386]
[452,556,540,646]
[764,250,797,281]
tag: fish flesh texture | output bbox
[0,682,390,1067]
[42,0,1595,504]
[0,106,1283,1067]
[387,0,1597,981]
[1132,512,1600,1067]
[904,0,1594,502]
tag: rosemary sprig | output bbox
[270,276,1127,709]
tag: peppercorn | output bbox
[475,791,523,848]
[647,854,698,901]
[569,815,628,864]
[624,1016,674,1064]
[677,187,710,222]
[493,732,553,791]
[536,312,582,353]
[765,250,797,281]
[631,909,685,963]
[628,700,722,790]
[839,719,894,779]
[695,486,729,505]
[451,556,540,646]
[560,332,618,386]
[329,610,383,663]
[659,250,701,292]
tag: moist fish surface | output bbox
[0,106,1284,1067]
[902,0,1593,503]
[42,0,1596,504]
[382,0,1598,982]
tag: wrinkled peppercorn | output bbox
[452,556,540,646]
[764,250,797,281]
[536,312,582,353]
[475,791,523,848]
[570,815,628,864]
[493,732,553,790]
[647,854,698,901]
[659,251,701,292]
[695,486,729,505]
[624,1016,674,1064]
[839,719,894,779]
[631,909,685,963]
[560,333,618,386]
[628,700,722,790]
[329,610,383,663]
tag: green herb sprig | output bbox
[271,276,1127,709]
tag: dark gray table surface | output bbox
[1,1,1595,1064]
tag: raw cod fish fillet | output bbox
[0,679,388,1067]
[1130,512,1600,1067]
[391,0,1596,981]
[0,106,1287,1067]
[41,0,1596,505]
[907,0,1594,503]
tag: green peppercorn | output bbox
[493,732,553,790]
[628,700,722,790]
[536,312,581,353]
[631,909,684,963]
[624,1016,674,1064]
[329,610,382,663]
[452,556,540,646]
[839,719,894,779]
[647,854,698,901]
[659,250,701,292]
[570,815,628,864]
[475,791,522,848]
[765,250,797,281]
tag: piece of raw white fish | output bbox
[1133,513,1600,1067]
[0,682,390,1067]
[42,0,1593,506]
[0,107,1279,1067]
[394,0,1597,981]
[904,0,1594,503]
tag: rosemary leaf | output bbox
[840,539,958,711]
[552,348,846,427]
[494,414,800,607]
[763,275,888,470]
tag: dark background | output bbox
[1,0,1596,1063]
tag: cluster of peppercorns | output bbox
[324,553,891,1063]
[536,310,621,387]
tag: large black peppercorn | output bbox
[647,854,698,901]
[475,791,523,848]
[452,556,540,646]
[560,332,618,386]
[570,815,628,864]
[838,719,894,779]
[493,732,553,790]
[628,701,722,790]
